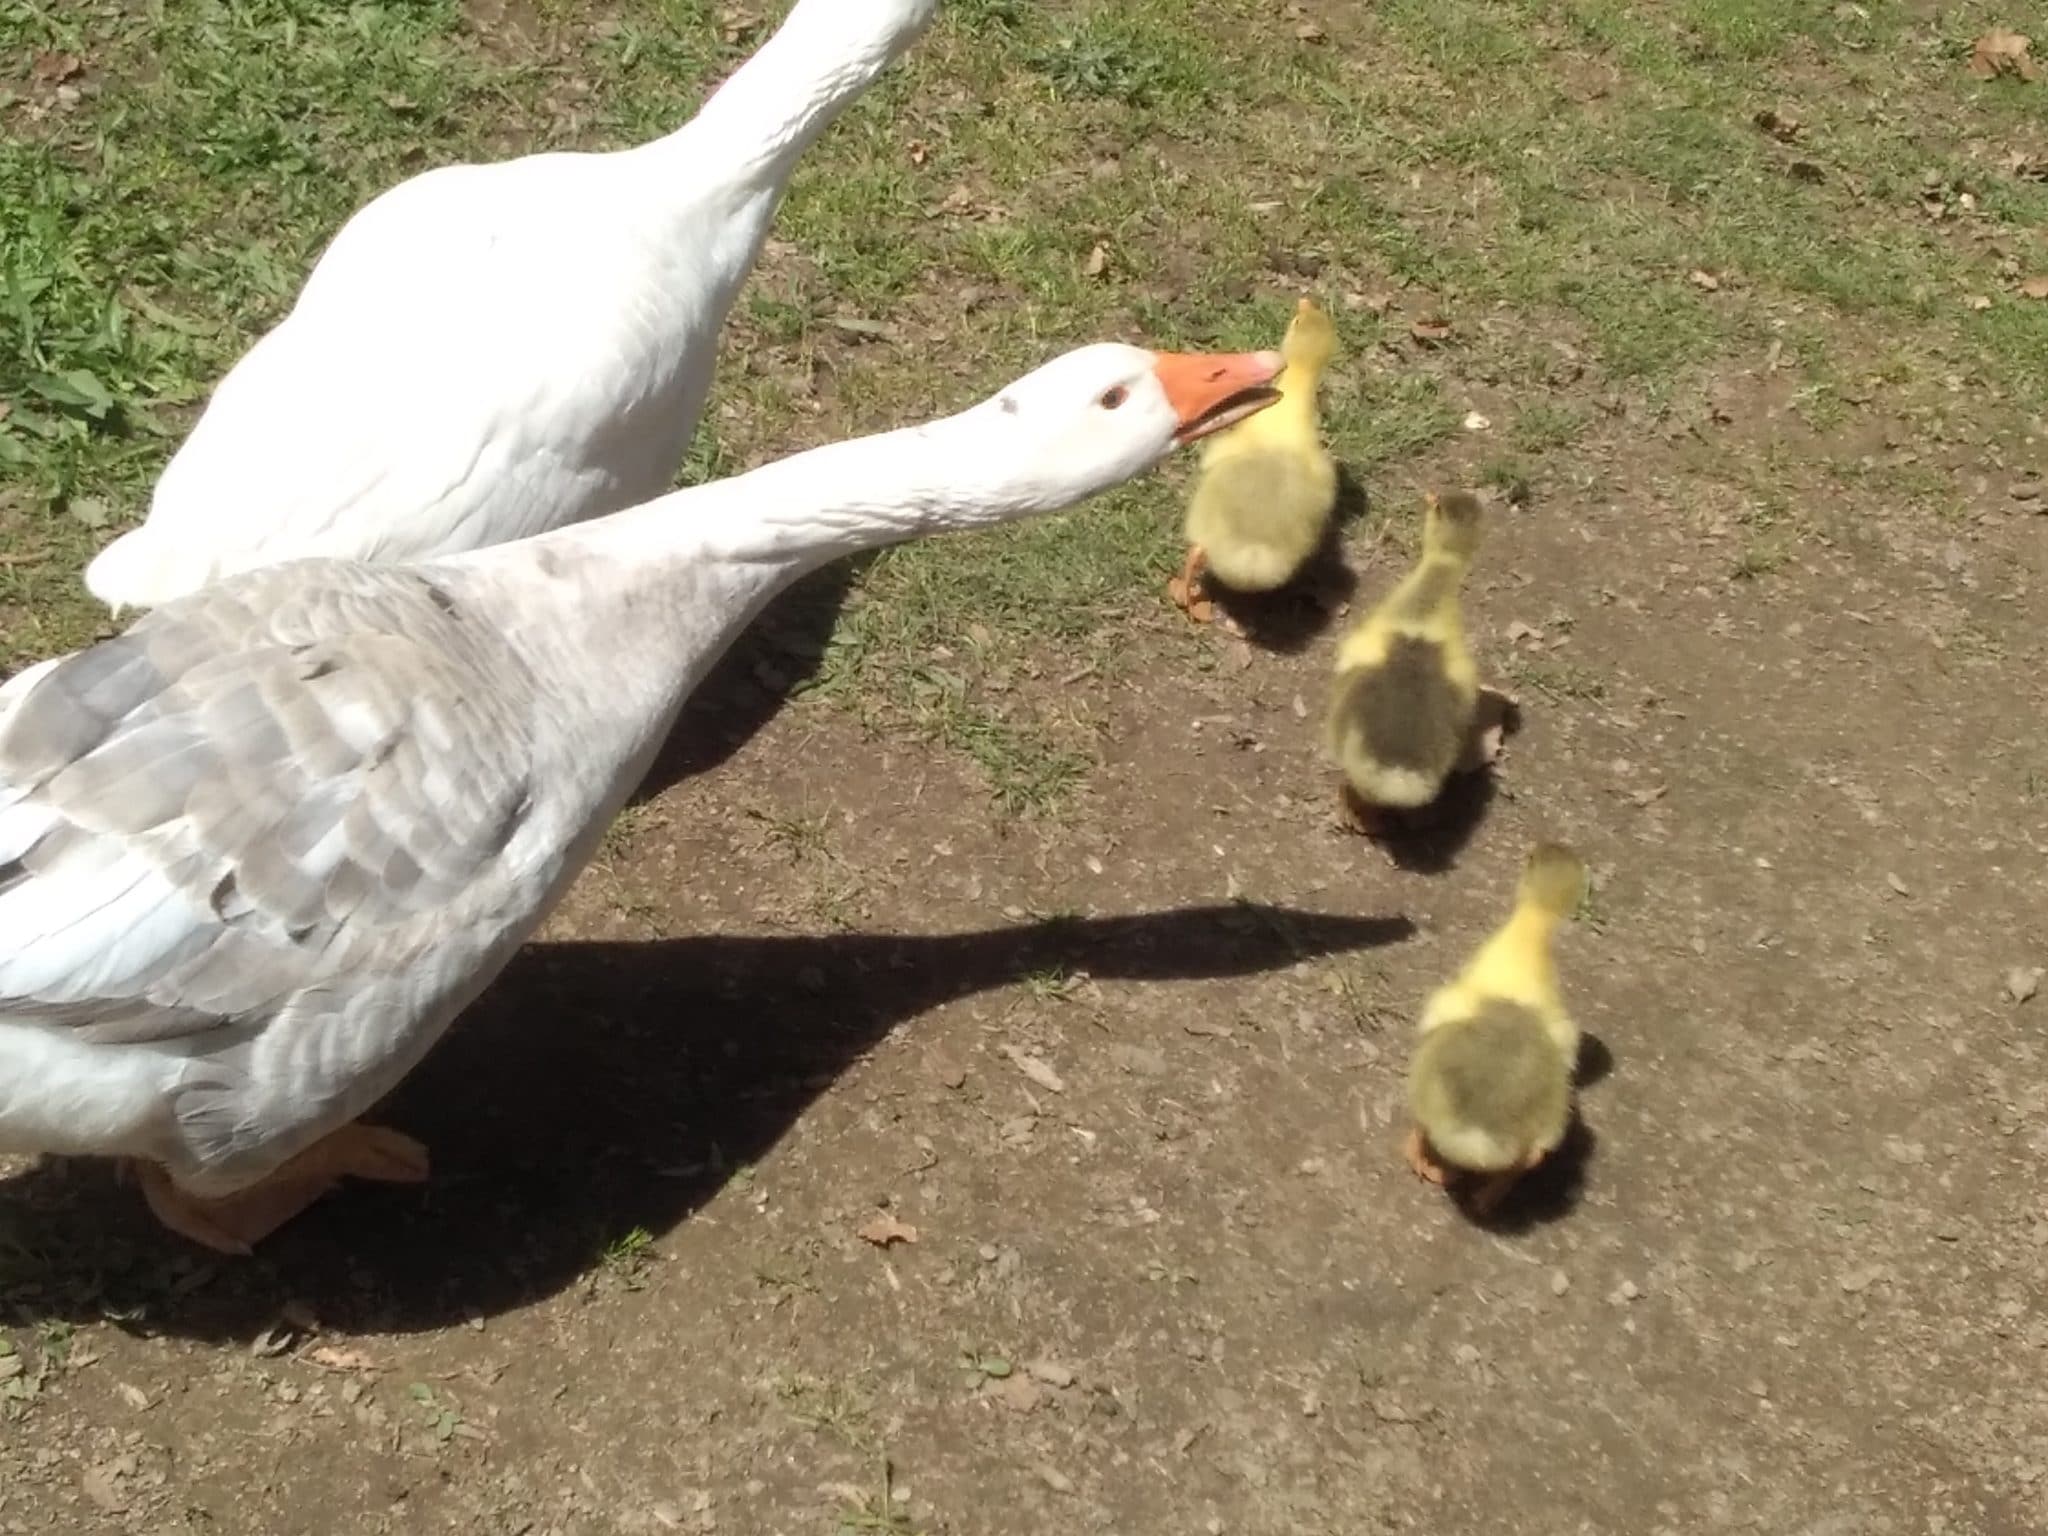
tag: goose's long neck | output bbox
[469,412,1026,757]
[645,0,931,192]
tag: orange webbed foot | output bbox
[1404,1126,1450,1187]
[131,1124,429,1256]
[1168,546,1215,624]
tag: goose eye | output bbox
[1098,385,1128,409]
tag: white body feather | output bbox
[84,0,939,611]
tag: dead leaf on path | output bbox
[999,1044,1066,1094]
[1753,107,1801,142]
[1969,28,2037,82]
[1409,315,1453,346]
[30,51,84,85]
[2005,966,2043,1005]
[2018,275,2048,300]
[855,1212,919,1248]
[305,1345,377,1372]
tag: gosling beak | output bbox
[1154,349,1285,445]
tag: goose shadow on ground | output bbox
[0,903,1415,1339]
[1204,463,1370,655]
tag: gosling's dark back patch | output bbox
[1413,999,1571,1139]
[1335,634,1465,774]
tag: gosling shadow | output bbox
[1374,690,1524,875]
[1204,465,1370,655]
[1455,1032,1612,1233]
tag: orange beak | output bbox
[1153,349,1285,445]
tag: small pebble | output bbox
[1550,1270,1571,1296]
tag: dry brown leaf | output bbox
[2018,275,2048,300]
[1409,316,1453,346]
[1969,28,2038,82]
[30,51,84,85]
[716,6,762,44]
[1025,1358,1078,1388]
[1000,1044,1067,1093]
[855,1212,919,1248]
[2006,966,2043,1004]
[1965,293,1993,311]
[305,1345,376,1372]
[1753,107,1801,142]
[984,1373,1043,1412]
[1688,268,1721,291]
[1082,242,1108,278]
[81,1464,126,1514]
[907,139,928,167]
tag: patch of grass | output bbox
[4,0,2042,817]
[835,1457,923,1536]
[778,1372,875,1450]
[1509,402,1587,455]
[597,1226,657,1290]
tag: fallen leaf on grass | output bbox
[855,1212,919,1248]
[30,52,84,85]
[2006,966,2043,1005]
[1753,107,1802,142]
[1409,316,1453,346]
[1082,242,1108,278]
[1965,294,1993,311]
[1689,268,1721,291]
[1969,28,2038,82]
[2018,275,2048,300]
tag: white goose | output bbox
[2,342,1283,1253]
[83,0,940,612]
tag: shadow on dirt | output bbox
[1,902,1415,1338]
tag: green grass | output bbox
[2,0,2042,804]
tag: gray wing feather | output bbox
[0,563,538,1046]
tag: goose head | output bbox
[948,343,1286,515]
